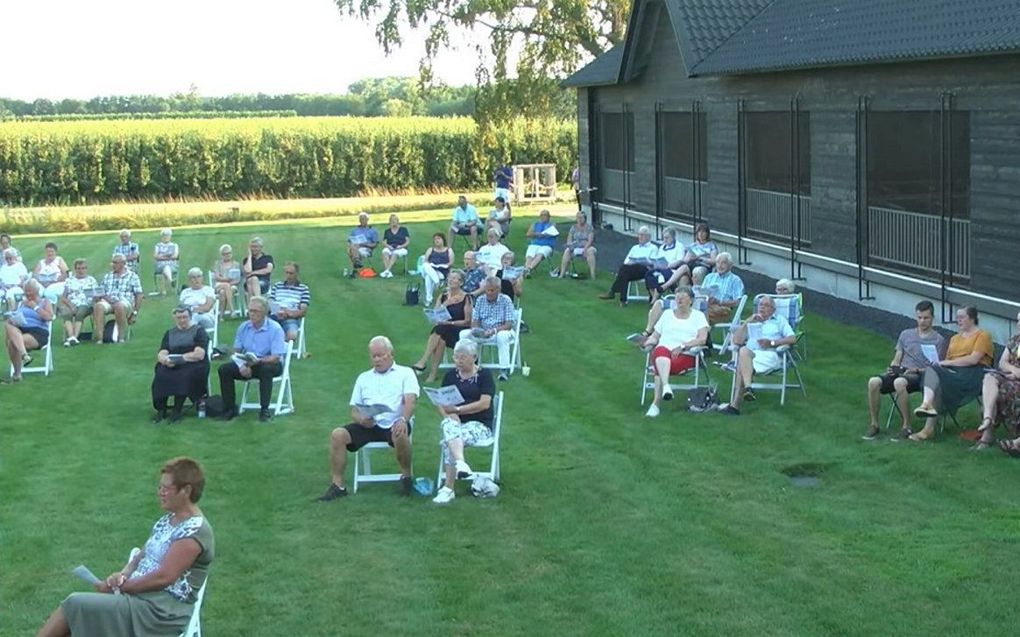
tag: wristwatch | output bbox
[769,339,775,348]
[455,405,461,413]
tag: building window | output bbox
[601,111,634,172]
[660,111,707,181]
[745,111,810,195]
[867,111,970,218]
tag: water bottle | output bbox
[342,267,350,278]
[197,399,206,419]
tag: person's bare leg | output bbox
[866,376,883,428]
[731,347,754,409]
[444,462,456,489]
[92,305,105,343]
[392,430,412,476]
[644,302,664,336]
[426,340,445,383]
[470,226,478,250]
[36,605,70,637]
[113,303,128,341]
[328,427,351,487]
[557,250,570,277]
[892,377,911,429]
[652,356,670,408]
[586,249,597,279]
[447,438,465,463]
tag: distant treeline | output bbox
[19,110,300,122]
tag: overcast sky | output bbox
[1,0,482,100]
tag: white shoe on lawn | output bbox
[455,460,473,479]
[662,384,674,401]
[645,404,660,417]
[432,486,455,504]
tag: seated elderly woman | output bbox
[640,287,709,418]
[0,247,30,310]
[34,241,69,304]
[151,306,210,423]
[644,227,686,304]
[36,457,214,637]
[5,279,53,381]
[599,226,658,307]
[152,228,180,297]
[523,209,557,275]
[659,222,718,290]
[58,258,98,347]
[379,214,410,278]
[412,270,473,383]
[775,278,796,295]
[975,313,1020,450]
[909,306,993,441]
[178,268,216,329]
[552,211,596,280]
[432,339,497,505]
[211,244,242,318]
[476,227,511,272]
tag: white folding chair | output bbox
[179,578,208,637]
[772,293,806,359]
[290,316,307,360]
[709,294,747,356]
[238,340,295,416]
[206,298,220,352]
[12,320,54,377]
[728,295,805,406]
[436,391,504,489]
[353,420,414,494]
[626,279,647,303]
[477,308,523,374]
[640,346,711,405]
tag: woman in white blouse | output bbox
[639,287,709,417]
[34,241,69,304]
[598,226,658,307]
[644,227,686,304]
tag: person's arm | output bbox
[153,245,162,260]
[34,299,54,322]
[458,297,473,326]
[390,392,417,438]
[127,244,140,263]
[888,347,905,371]
[260,326,286,365]
[943,347,989,367]
[397,230,410,250]
[526,224,538,239]
[116,538,202,595]
[644,329,662,348]
[185,329,209,363]
[242,253,253,275]
[364,231,379,250]
[57,258,69,280]
[195,293,215,314]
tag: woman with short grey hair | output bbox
[178,268,216,329]
[432,339,497,505]
[152,228,180,297]
[644,228,685,304]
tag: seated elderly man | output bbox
[112,228,140,274]
[268,262,310,342]
[862,300,946,440]
[317,335,419,501]
[523,209,557,275]
[486,196,512,238]
[242,236,274,297]
[92,254,143,344]
[717,295,796,415]
[461,251,488,298]
[346,212,379,275]
[448,195,483,250]
[476,228,511,272]
[217,296,287,422]
[178,267,216,329]
[460,276,516,381]
[552,211,596,279]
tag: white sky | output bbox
[0,0,483,100]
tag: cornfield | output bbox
[0,116,577,205]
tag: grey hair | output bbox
[3,248,17,259]
[160,228,173,237]
[637,225,651,236]
[111,253,126,263]
[776,278,796,294]
[447,269,465,284]
[483,275,502,289]
[219,244,232,254]
[187,267,203,278]
[172,304,193,317]
[502,251,515,262]
[23,278,41,294]
[248,295,270,314]
[250,237,264,248]
[119,229,131,237]
[675,286,695,302]
[369,335,394,353]
[453,339,478,358]
[358,211,369,219]
[716,252,733,265]
[487,227,502,239]
[662,227,676,241]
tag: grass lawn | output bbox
[3,215,1018,636]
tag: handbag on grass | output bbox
[404,284,419,306]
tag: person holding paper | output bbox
[0,247,29,310]
[552,211,597,280]
[523,209,557,274]
[718,295,796,416]
[58,258,98,347]
[862,300,946,440]
[462,252,488,298]
[5,279,52,382]
[92,253,143,345]
[242,236,274,297]
[476,228,511,272]
[495,251,524,302]
[661,222,719,289]
[178,268,216,330]
[268,262,310,342]
[448,195,483,250]
[151,306,210,423]
[643,227,686,304]
[461,277,516,381]
[33,241,69,304]
[432,339,496,504]
[318,335,420,501]
[211,244,241,318]
[640,287,709,418]
[379,214,410,279]
[346,212,379,275]
[974,315,1020,449]
[36,457,214,637]
[216,296,287,422]
[909,306,994,441]
[599,226,658,307]
[151,228,180,297]
[412,270,473,383]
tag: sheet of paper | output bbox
[71,565,101,585]
[423,307,453,324]
[747,322,764,343]
[423,385,466,407]
[540,225,560,237]
[920,343,940,364]
[166,354,186,365]
[501,266,525,281]
[353,403,392,418]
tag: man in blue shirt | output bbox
[346,212,379,276]
[217,296,287,422]
[447,195,483,250]
[493,165,514,209]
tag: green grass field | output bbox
[3,215,1018,636]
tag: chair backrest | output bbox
[760,293,802,330]
[180,577,208,637]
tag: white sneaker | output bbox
[432,486,455,504]
[63,338,71,347]
[645,404,660,417]
[455,460,473,479]
[69,336,79,346]
[662,384,674,401]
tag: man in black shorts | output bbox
[317,335,419,500]
[863,300,946,440]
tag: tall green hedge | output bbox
[0,116,577,205]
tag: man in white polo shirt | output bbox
[317,335,420,500]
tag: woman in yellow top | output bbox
[910,306,994,441]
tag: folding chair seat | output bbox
[436,391,504,489]
[640,346,711,406]
[179,578,208,637]
[353,420,414,493]
[12,320,54,377]
[626,279,648,303]
[238,340,295,416]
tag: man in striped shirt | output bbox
[268,262,310,342]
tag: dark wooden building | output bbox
[565,0,1020,335]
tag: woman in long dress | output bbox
[150,306,210,423]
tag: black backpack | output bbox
[103,319,118,344]
[404,283,420,306]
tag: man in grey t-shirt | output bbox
[863,300,947,440]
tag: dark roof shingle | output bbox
[562,45,625,88]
